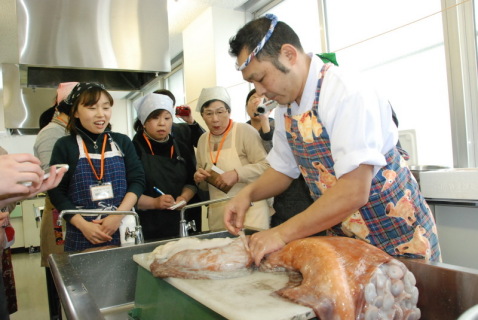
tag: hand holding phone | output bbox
[22,164,69,187]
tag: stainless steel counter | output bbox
[48,231,235,320]
[49,231,478,320]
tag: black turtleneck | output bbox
[74,119,101,142]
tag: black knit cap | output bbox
[64,82,105,106]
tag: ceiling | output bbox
[166,0,262,59]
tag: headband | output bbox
[64,82,106,106]
[235,14,278,71]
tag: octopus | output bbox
[149,236,421,320]
[149,236,253,279]
[261,237,421,320]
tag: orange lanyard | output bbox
[209,120,233,165]
[83,134,107,182]
[55,116,68,125]
[143,133,174,158]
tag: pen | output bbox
[153,186,165,195]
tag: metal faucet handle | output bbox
[188,220,196,232]
[125,227,138,241]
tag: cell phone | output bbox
[21,164,69,186]
[175,105,191,117]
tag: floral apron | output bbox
[285,63,441,262]
[64,134,127,252]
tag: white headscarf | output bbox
[134,93,174,124]
[196,86,231,112]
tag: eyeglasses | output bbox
[202,108,228,119]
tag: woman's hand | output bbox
[194,168,210,184]
[214,170,238,190]
[73,215,112,244]
[94,215,123,236]
[174,196,188,209]
[154,194,176,210]
[0,162,67,208]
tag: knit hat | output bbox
[56,82,79,105]
[196,86,231,112]
[64,82,105,106]
[134,93,174,124]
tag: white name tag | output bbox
[211,165,225,174]
[90,182,114,201]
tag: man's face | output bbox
[238,47,298,105]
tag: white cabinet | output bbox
[21,197,45,248]
[10,217,24,249]
[9,197,46,251]
[431,203,478,269]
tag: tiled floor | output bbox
[10,251,49,320]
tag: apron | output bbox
[136,135,200,240]
[271,175,314,228]
[39,196,64,267]
[64,134,127,252]
[285,63,441,262]
[203,122,271,231]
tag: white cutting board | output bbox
[133,253,315,320]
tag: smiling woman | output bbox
[48,83,145,253]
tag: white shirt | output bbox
[267,53,398,179]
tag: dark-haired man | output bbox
[224,14,441,266]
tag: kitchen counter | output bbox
[133,253,314,320]
[49,230,478,320]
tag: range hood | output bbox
[2,0,171,133]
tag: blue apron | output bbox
[64,133,127,252]
[285,63,441,262]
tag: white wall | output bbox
[183,6,251,129]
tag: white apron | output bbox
[205,123,271,231]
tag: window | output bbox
[324,0,451,167]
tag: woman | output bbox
[194,86,272,231]
[132,93,200,240]
[33,81,77,320]
[48,83,145,252]
[245,89,314,228]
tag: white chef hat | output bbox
[196,86,231,112]
[134,93,174,124]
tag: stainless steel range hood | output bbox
[2,0,171,133]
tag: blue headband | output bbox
[235,14,278,71]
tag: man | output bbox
[224,14,441,266]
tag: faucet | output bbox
[57,210,144,244]
[178,197,233,237]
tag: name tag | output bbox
[90,182,114,201]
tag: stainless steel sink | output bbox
[48,231,235,320]
[49,230,478,320]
